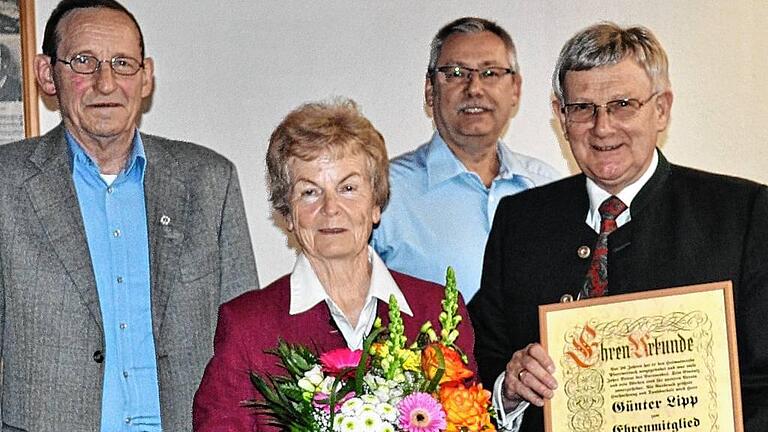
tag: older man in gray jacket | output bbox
[0,0,258,431]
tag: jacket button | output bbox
[577,245,591,259]
[93,350,105,363]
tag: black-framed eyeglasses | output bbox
[561,92,660,123]
[429,65,515,84]
[56,54,144,76]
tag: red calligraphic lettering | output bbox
[628,331,649,358]
[565,323,598,368]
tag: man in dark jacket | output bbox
[470,22,768,432]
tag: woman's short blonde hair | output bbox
[266,98,389,216]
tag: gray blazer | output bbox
[0,125,259,431]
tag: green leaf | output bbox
[424,344,445,393]
[355,325,387,393]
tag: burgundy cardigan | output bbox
[193,270,477,431]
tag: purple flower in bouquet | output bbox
[320,348,362,377]
[397,392,446,432]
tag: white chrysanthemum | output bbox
[338,416,360,432]
[360,394,379,405]
[359,410,382,430]
[340,397,363,415]
[333,414,345,429]
[360,403,377,413]
[376,402,397,422]
[376,422,395,432]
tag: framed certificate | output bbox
[539,282,742,432]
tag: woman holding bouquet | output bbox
[193,99,481,431]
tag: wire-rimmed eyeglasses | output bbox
[56,53,144,76]
[561,92,660,123]
[429,65,515,84]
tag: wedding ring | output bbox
[517,369,526,381]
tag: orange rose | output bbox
[421,344,473,385]
[439,382,495,431]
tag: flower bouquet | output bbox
[249,267,495,431]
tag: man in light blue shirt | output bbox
[0,1,258,431]
[69,131,161,431]
[372,17,558,301]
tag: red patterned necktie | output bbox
[583,196,627,297]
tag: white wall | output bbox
[35,1,768,287]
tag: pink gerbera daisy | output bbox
[397,392,446,432]
[319,348,362,376]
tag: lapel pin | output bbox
[160,215,171,226]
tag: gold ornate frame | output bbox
[19,0,38,137]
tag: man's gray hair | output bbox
[553,22,670,104]
[427,17,519,81]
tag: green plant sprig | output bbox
[439,266,462,346]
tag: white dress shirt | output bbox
[584,150,658,232]
[288,246,413,350]
[493,150,659,430]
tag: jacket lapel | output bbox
[563,176,599,300]
[25,125,103,328]
[143,135,189,338]
[608,150,671,295]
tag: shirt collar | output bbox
[425,132,467,188]
[289,246,413,316]
[496,138,538,186]
[586,149,659,220]
[425,131,536,189]
[66,129,147,181]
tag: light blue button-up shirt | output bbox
[68,131,162,432]
[371,132,559,301]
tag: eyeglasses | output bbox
[56,54,144,76]
[561,92,659,123]
[430,65,515,84]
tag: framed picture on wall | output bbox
[0,0,38,144]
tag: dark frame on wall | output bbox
[0,0,38,144]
